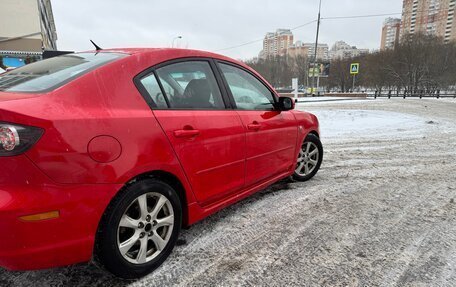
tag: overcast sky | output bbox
[52,0,403,60]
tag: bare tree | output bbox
[246,34,456,94]
[327,58,352,92]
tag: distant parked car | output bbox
[0,48,323,278]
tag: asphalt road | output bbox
[1,98,456,287]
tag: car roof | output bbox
[82,48,235,60]
[79,48,246,67]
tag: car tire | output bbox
[94,178,182,279]
[292,134,323,182]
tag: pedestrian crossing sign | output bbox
[350,63,359,75]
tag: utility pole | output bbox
[310,0,322,96]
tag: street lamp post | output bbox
[172,36,182,48]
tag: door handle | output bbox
[247,122,261,131]
[173,129,201,138]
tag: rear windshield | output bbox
[0,52,127,93]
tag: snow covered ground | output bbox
[309,109,429,140]
[297,96,369,103]
[1,98,456,286]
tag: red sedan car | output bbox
[0,48,322,278]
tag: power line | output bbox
[322,12,402,20]
[214,8,455,52]
[214,37,265,52]
[290,19,318,31]
[323,7,456,20]
[214,20,317,52]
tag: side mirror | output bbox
[277,96,295,111]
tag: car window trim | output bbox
[133,57,231,111]
[211,59,237,109]
[152,71,172,108]
[214,60,279,111]
[208,59,236,109]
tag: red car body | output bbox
[0,48,319,271]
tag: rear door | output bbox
[135,59,246,205]
[216,62,297,187]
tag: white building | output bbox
[0,0,57,52]
[329,41,369,60]
[0,0,57,68]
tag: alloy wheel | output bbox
[117,192,174,264]
[295,141,320,177]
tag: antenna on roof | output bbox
[90,40,102,51]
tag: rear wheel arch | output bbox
[94,175,183,278]
[123,170,189,227]
[96,170,189,244]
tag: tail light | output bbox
[0,123,43,156]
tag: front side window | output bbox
[219,63,275,110]
[154,61,225,109]
[0,52,127,93]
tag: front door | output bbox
[217,62,297,186]
[136,60,246,205]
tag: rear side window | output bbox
[139,74,168,108]
[153,61,225,109]
[0,52,127,93]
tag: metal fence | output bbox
[369,90,456,99]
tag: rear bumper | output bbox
[0,182,122,270]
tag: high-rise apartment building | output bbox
[260,29,294,58]
[381,18,401,50]
[401,0,456,42]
